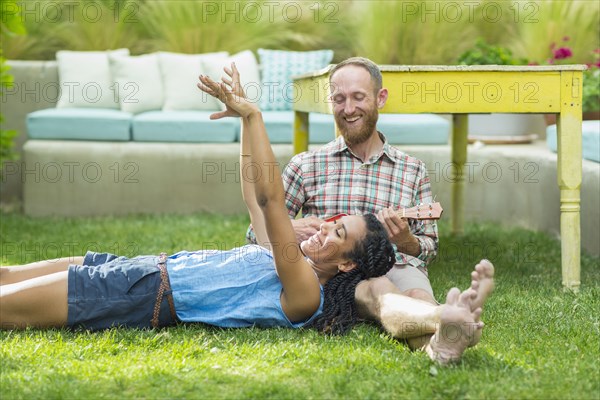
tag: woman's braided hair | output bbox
[306,213,396,335]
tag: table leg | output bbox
[293,111,309,155]
[451,114,469,235]
[557,110,582,291]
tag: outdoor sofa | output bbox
[12,49,450,215]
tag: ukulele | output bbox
[324,202,444,222]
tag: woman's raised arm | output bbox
[197,72,321,322]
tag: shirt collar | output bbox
[332,132,397,164]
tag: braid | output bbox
[307,214,396,335]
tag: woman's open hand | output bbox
[222,62,245,99]
[197,63,258,119]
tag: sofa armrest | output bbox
[2,60,59,140]
[1,60,59,202]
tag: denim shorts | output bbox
[67,251,177,331]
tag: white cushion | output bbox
[56,49,129,109]
[202,50,262,103]
[109,53,164,114]
[158,51,228,111]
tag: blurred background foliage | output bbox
[0,0,598,65]
[0,0,26,172]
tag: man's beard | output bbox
[334,108,379,147]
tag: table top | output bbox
[291,64,586,114]
[292,64,587,80]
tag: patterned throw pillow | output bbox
[258,49,334,111]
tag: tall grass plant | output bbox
[352,1,477,64]
[133,0,357,58]
[2,0,598,67]
[51,0,147,53]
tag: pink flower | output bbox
[594,48,600,54]
[562,36,570,42]
[595,61,600,68]
[553,47,573,60]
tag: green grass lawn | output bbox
[1,212,599,399]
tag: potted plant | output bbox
[457,39,538,143]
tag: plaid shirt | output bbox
[246,133,438,269]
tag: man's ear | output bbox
[377,88,388,109]
[338,261,358,273]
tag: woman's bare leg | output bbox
[355,260,495,362]
[0,271,69,329]
[0,256,84,285]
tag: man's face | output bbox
[329,65,383,146]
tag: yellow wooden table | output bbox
[292,65,585,291]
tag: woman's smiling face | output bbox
[300,215,367,273]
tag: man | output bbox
[247,57,494,361]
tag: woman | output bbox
[0,64,395,335]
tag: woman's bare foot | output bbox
[468,305,483,347]
[425,288,482,364]
[471,260,495,311]
[465,260,494,347]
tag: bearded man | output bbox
[247,57,494,361]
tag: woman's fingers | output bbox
[198,74,251,118]
[197,82,216,99]
[222,76,233,87]
[199,75,229,102]
[197,81,215,94]
[209,111,228,120]
[231,63,242,87]
[224,62,239,78]
[198,75,214,93]
[231,62,240,77]
[199,74,222,92]
[219,82,235,102]
[222,62,245,97]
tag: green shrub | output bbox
[457,39,528,65]
[583,66,600,113]
[0,0,26,175]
